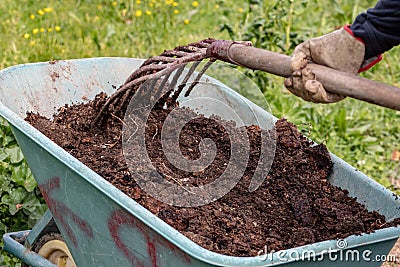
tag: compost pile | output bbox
[25,87,400,256]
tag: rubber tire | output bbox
[22,230,76,267]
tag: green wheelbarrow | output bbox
[1,57,399,267]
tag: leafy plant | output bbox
[0,118,47,266]
[221,0,308,52]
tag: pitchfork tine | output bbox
[91,38,218,129]
[184,60,215,97]
[168,64,187,91]
[170,61,205,103]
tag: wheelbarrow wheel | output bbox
[22,227,76,267]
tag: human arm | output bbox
[285,0,400,103]
[351,0,400,60]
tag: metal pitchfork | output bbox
[92,38,400,127]
[92,38,218,127]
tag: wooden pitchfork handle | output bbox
[206,40,400,111]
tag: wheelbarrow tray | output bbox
[0,57,399,266]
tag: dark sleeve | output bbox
[349,0,400,59]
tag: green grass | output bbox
[0,0,244,68]
[0,0,399,266]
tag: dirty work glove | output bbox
[284,25,381,103]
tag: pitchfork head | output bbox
[91,39,253,129]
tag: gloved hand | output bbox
[284,25,381,103]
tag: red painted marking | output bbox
[41,177,192,266]
[147,242,157,267]
[108,209,192,267]
[108,210,146,267]
[40,177,94,247]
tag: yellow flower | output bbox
[32,28,39,34]
[40,28,45,33]
[37,9,45,16]
[136,0,141,4]
[121,9,127,17]
[55,26,61,32]
[238,7,244,13]
[97,5,103,10]
[145,10,152,15]
[192,1,199,7]
[48,28,53,32]
[173,9,179,14]
[112,1,118,6]
[23,33,30,39]
[165,0,173,5]
[214,4,220,9]
[43,7,53,13]
[135,10,143,17]
[94,16,100,22]
[173,2,178,6]
[149,3,154,7]
[30,14,35,20]
[184,19,190,25]
[30,41,35,46]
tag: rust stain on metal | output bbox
[50,72,60,82]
